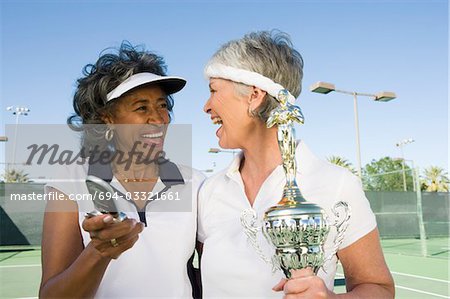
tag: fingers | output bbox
[84,216,145,259]
[82,214,114,231]
[83,213,143,240]
[273,268,314,293]
[91,233,140,259]
[272,268,332,299]
[283,271,330,298]
[272,278,287,291]
[92,219,142,241]
[109,234,140,259]
[283,276,313,294]
[290,268,314,279]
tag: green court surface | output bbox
[0,239,449,298]
[381,238,449,259]
[0,248,41,298]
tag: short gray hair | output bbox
[206,30,304,122]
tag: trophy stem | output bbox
[279,181,307,205]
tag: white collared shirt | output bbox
[198,141,376,298]
[46,162,205,298]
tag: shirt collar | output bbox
[224,140,318,179]
[88,154,185,188]
[226,151,244,178]
[158,158,185,187]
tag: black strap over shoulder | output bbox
[87,153,185,223]
[87,153,114,183]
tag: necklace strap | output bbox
[118,178,158,183]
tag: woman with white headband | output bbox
[40,42,204,298]
[198,31,394,298]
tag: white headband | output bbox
[204,63,296,104]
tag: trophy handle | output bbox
[240,208,280,273]
[323,201,351,270]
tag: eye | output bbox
[135,106,148,112]
[160,102,168,109]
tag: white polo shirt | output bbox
[198,141,376,298]
[46,161,205,298]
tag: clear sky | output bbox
[0,0,448,177]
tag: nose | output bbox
[203,97,212,114]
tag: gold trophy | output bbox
[241,90,350,278]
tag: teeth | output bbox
[142,132,163,138]
[212,117,223,125]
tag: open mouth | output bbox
[211,115,223,138]
[140,130,165,148]
[141,131,164,138]
[212,116,223,125]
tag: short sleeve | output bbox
[197,182,209,243]
[45,163,80,198]
[338,174,377,249]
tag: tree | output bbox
[363,157,414,191]
[327,156,356,174]
[3,169,31,183]
[421,166,449,192]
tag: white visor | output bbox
[106,72,187,102]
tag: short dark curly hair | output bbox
[68,41,175,156]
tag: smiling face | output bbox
[104,84,169,156]
[203,78,257,149]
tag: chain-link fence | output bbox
[366,191,449,238]
[363,167,449,239]
[1,180,449,248]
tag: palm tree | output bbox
[327,156,356,174]
[3,169,30,183]
[421,166,449,192]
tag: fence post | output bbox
[415,167,427,256]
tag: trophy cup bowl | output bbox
[262,202,330,278]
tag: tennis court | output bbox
[1,239,448,298]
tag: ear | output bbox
[100,112,114,125]
[249,87,267,110]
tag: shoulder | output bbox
[297,141,357,192]
[197,168,230,214]
[175,164,206,186]
[199,168,228,196]
[45,159,89,195]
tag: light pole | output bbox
[208,148,238,156]
[393,157,416,192]
[6,106,30,166]
[201,161,217,175]
[310,81,396,178]
[395,138,415,191]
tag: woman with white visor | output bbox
[40,42,204,298]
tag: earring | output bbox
[105,127,114,141]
